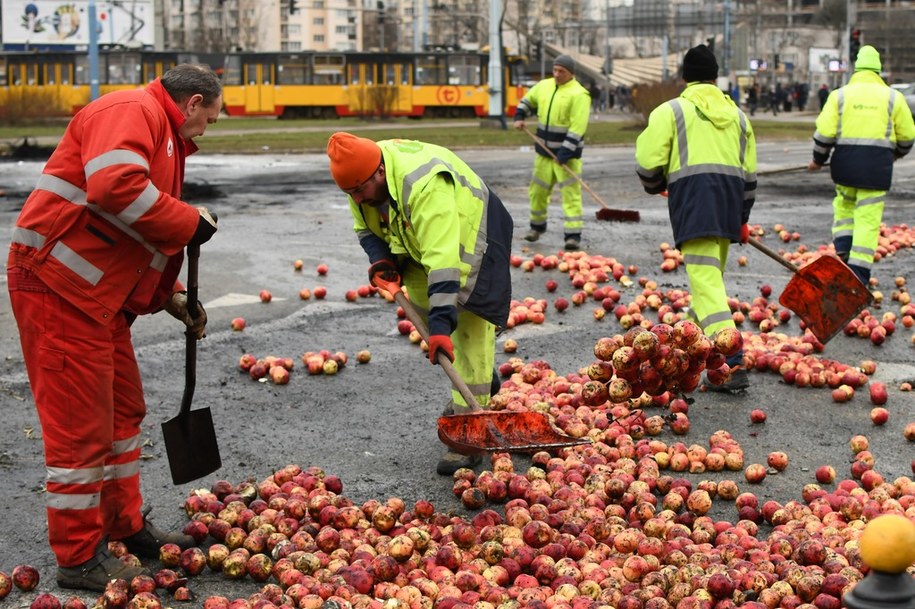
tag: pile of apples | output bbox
[238,350,371,384]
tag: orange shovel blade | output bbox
[778,255,873,344]
[437,411,591,455]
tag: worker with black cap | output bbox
[513,54,591,251]
[635,44,758,395]
[808,44,915,287]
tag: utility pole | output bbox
[723,0,731,78]
[89,0,100,101]
[487,0,504,126]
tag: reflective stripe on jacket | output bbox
[635,83,757,247]
[350,139,512,332]
[514,77,590,161]
[8,79,200,323]
[813,70,915,190]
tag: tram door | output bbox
[244,60,275,114]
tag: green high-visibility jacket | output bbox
[349,139,512,334]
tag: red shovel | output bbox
[747,238,873,344]
[373,276,591,455]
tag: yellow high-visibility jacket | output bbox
[813,70,915,190]
[636,83,757,247]
[514,77,590,163]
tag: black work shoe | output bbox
[57,544,149,592]
[436,451,482,476]
[564,237,581,251]
[117,508,195,559]
[702,368,750,395]
[524,229,543,242]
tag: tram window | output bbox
[46,65,57,85]
[448,56,481,86]
[0,59,7,86]
[25,63,39,85]
[75,55,88,85]
[313,54,344,85]
[9,63,23,86]
[349,64,374,85]
[415,55,446,85]
[278,56,309,85]
[223,55,243,86]
[108,54,141,85]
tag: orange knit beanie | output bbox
[327,132,382,190]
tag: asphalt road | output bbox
[0,138,913,605]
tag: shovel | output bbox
[521,126,640,223]
[746,238,873,344]
[374,276,591,455]
[161,243,222,484]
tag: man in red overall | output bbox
[7,63,221,592]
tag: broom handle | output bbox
[521,125,610,211]
[746,237,801,275]
[180,243,199,416]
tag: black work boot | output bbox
[436,450,482,476]
[702,368,750,395]
[116,507,195,559]
[524,228,545,242]
[57,540,150,592]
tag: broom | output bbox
[522,125,640,223]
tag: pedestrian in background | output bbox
[809,45,915,285]
[635,44,757,394]
[818,83,829,110]
[746,84,758,116]
[326,132,513,476]
[7,63,221,592]
[513,54,591,251]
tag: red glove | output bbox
[739,224,750,244]
[427,335,455,365]
[368,259,400,289]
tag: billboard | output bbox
[2,1,155,47]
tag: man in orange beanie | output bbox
[327,132,513,475]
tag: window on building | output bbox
[335,25,349,34]
[289,24,301,34]
[314,17,324,25]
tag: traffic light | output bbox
[706,37,715,53]
[377,1,385,24]
[533,40,542,62]
[289,0,297,13]
[850,29,862,60]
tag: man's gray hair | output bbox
[161,63,222,107]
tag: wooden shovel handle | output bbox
[521,125,611,211]
[374,276,482,411]
[746,237,800,275]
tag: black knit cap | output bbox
[682,44,718,82]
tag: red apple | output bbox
[503,339,518,353]
[869,382,888,405]
[11,565,39,592]
[317,263,329,275]
[230,317,246,331]
[293,259,304,271]
[766,451,789,472]
[870,407,889,426]
[815,465,836,484]
[259,290,272,303]
[356,350,371,364]
[298,288,311,300]
[313,286,327,299]
[554,297,569,312]
[0,572,11,599]
[269,366,290,385]
[749,409,767,424]
[545,279,558,292]
[345,290,358,302]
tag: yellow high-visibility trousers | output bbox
[528,155,584,236]
[682,237,738,339]
[403,262,495,409]
[832,184,884,283]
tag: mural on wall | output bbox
[3,0,154,46]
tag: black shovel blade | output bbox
[161,407,221,485]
